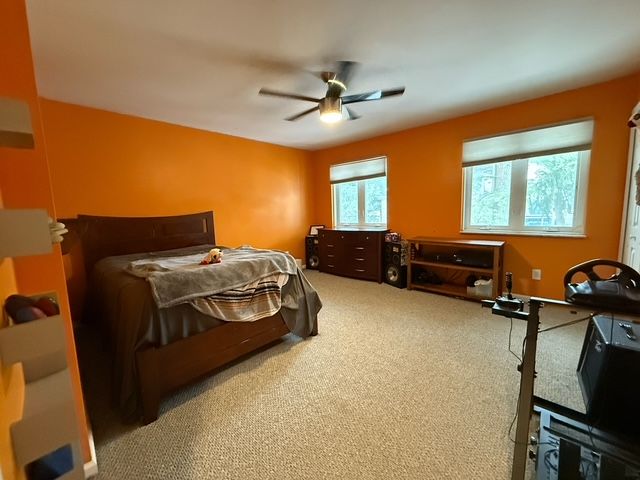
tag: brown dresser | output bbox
[317,228,388,282]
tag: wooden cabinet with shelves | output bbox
[407,237,505,300]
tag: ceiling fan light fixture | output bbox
[320,111,343,124]
[319,97,342,124]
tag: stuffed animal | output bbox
[200,248,223,265]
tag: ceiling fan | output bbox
[258,61,405,123]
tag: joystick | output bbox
[496,272,525,311]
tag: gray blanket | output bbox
[128,247,298,308]
[127,246,321,337]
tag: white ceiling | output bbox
[26,0,640,150]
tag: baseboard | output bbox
[83,428,98,478]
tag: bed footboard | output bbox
[136,313,291,424]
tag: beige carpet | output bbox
[77,270,588,479]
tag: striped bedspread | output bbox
[189,273,289,322]
[127,247,299,323]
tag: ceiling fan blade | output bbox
[335,61,359,86]
[259,88,321,103]
[342,87,405,105]
[285,106,319,121]
[346,107,360,120]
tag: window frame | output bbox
[461,150,590,237]
[331,158,388,229]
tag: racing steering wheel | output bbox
[563,258,640,289]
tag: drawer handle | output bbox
[327,254,335,258]
[355,258,365,261]
[341,235,344,239]
[327,264,335,268]
[355,247,365,250]
[355,268,365,272]
[327,244,335,247]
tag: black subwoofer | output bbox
[577,315,640,440]
[305,236,320,270]
[383,241,408,288]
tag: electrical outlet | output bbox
[532,269,542,280]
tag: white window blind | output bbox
[462,119,594,167]
[330,157,387,184]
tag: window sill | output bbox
[461,229,586,239]
[334,225,388,230]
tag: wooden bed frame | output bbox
[63,211,293,424]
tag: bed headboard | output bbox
[61,211,215,274]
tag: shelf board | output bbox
[410,259,493,274]
[409,282,491,301]
[407,237,505,248]
[410,282,466,295]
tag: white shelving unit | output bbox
[0,208,84,479]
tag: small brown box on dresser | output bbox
[317,228,388,282]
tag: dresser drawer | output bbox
[346,231,377,246]
[350,254,378,271]
[318,250,343,267]
[320,260,341,273]
[348,244,375,258]
[318,230,337,248]
[345,262,378,280]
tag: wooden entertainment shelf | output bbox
[407,237,505,301]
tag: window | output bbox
[331,157,387,228]
[462,120,593,236]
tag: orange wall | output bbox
[0,187,23,480]
[40,99,314,256]
[311,74,640,299]
[40,100,314,315]
[0,0,89,474]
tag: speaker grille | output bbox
[386,265,400,283]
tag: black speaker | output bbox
[577,316,640,440]
[305,236,320,270]
[384,241,408,288]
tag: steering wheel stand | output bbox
[482,293,640,479]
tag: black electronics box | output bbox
[452,250,493,269]
[577,315,640,440]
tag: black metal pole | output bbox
[511,299,541,480]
